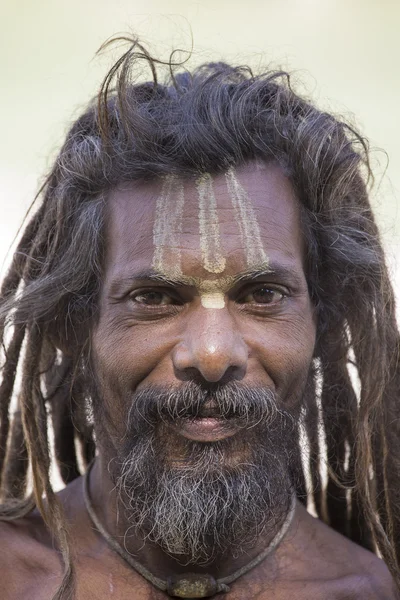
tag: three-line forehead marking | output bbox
[152,174,185,279]
[225,167,269,267]
[151,170,269,308]
[196,173,226,275]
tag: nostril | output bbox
[173,365,204,383]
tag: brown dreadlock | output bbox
[1,37,399,599]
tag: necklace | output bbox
[83,463,296,598]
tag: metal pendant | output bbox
[166,573,218,598]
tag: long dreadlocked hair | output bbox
[1,36,399,598]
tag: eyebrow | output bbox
[114,264,305,291]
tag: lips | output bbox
[168,415,239,442]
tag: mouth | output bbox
[165,397,248,442]
[168,415,239,442]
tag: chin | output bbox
[113,425,296,564]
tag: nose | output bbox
[172,307,248,383]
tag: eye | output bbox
[238,286,285,305]
[130,290,175,306]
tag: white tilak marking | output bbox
[200,291,225,309]
[196,173,226,274]
[198,279,232,310]
[152,175,185,276]
[225,168,269,267]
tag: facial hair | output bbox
[107,381,299,565]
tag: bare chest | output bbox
[2,545,395,600]
[3,568,392,600]
[69,567,386,600]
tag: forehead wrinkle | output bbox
[105,181,161,262]
[117,264,277,291]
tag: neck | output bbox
[88,457,297,581]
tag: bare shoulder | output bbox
[0,514,60,600]
[321,524,396,598]
[285,503,399,599]
[352,547,399,599]
[324,567,399,600]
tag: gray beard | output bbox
[109,382,299,565]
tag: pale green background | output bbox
[1,0,399,301]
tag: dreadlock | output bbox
[1,36,399,599]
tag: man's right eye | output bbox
[130,290,175,306]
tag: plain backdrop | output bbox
[1,0,399,303]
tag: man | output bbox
[0,38,398,599]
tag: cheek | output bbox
[91,315,176,397]
[249,316,316,399]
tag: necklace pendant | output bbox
[166,573,218,598]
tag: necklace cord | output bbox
[83,462,296,595]
[83,464,167,591]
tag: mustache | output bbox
[125,381,293,434]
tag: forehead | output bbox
[104,162,304,277]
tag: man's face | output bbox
[91,161,316,562]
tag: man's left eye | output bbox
[131,291,174,306]
[239,287,285,305]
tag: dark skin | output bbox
[0,163,397,599]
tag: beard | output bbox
[100,381,300,565]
